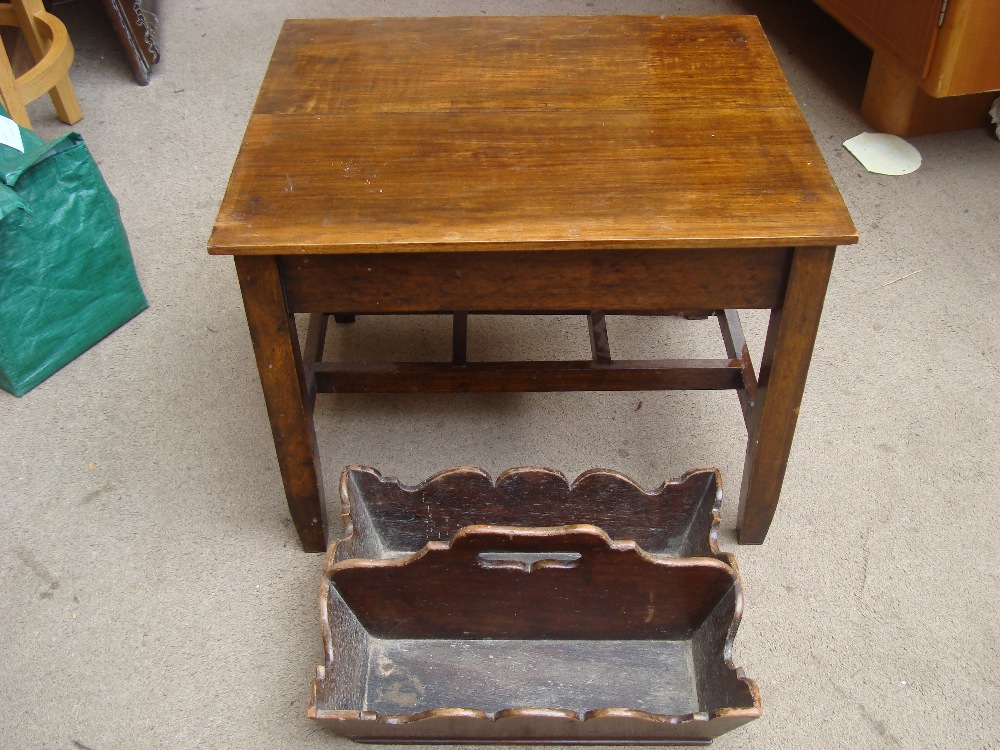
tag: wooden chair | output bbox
[0,0,81,128]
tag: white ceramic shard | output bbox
[844,132,921,175]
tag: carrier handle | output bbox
[449,524,614,556]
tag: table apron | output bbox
[278,248,792,314]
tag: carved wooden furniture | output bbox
[0,0,81,128]
[208,15,858,552]
[310,467,760,744]
[330,465,731,561]
[813,0,1000,135]
[100,0,159,85]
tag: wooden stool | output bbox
[0,0,81,128]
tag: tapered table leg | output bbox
[737,247,834,543]
[234,256,328,551]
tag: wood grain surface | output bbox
[812,0,942,79]
[312,516,760,742]
[328,525,737,640]
[334,465,727,560]
[234,256,328,551]
[215,15,857,550]
[737,246,834,543]
[209,15,856,255]
[276,248,790,312]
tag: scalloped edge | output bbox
[315,465,759,737]
[309,701,762,728]
[333,464,728,562]
[326,525,736,578]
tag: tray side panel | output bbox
[315,586,372,712]
[319,712,719,743]
[338,472,389,561]
[690,586,761,717]
[329,528,737,640]
[343,467,721,557]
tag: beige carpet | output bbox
[3,0,998,747]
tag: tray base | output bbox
[352,739,709,745]
[363,639,699,718]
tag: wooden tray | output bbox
[309,468,760,744]
[329,465,732,561]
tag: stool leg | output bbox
[0,33,31,127]
[12,0,82,125]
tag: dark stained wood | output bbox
[717,309,758,427]
[212,16,858,549]
[330,525,735,639]
[278,248,792,314]
[234,257,328,552]
[100,0,160,85]
[738,247,835,543]
[309,308,753,318]
[691,585,761,717]
[359,639,701,718]
[311,485,760,742]
[309,705,750,744]
[587,311,612,363]
[312,359,743,393]
[314,579,369,718]
[302,312,328,408]
[302,313,328,366]
[313,590,759,742]
[451,312,468,365]
[335,465,726,560]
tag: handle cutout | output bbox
[477,551,582,571]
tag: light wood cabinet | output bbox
[814,0,1000,135]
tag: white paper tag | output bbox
[0,114,25,153]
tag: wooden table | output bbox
[209,15,857,552]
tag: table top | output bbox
[209,15,857,256]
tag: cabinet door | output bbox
[814,0,943,77]
[926,0,1000,95]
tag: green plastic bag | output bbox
[0,106,147,396]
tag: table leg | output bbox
[234,256,328,552]
[737,247,834,543]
